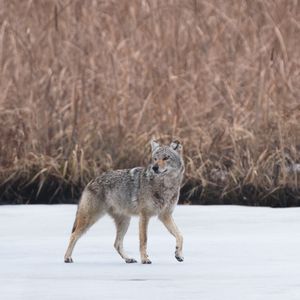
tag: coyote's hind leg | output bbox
[64,212,91,263]
[64,190,105,263]
[112,214,137,263]
[139,213,152,264]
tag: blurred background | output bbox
[0,0,299,206]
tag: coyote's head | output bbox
[150,139,184,176]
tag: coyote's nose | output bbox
[152,165,159,173]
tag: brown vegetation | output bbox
[0,0,299,205]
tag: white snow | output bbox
[0,205,300,300]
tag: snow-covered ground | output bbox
[0,205,300,300]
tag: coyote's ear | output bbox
[150,139,160,152]
[170,140,183,154]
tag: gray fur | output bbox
[64,140,185,264]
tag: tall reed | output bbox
[0,0,299,205]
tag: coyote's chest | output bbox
[152,189,178,209]
[151,178,181,210]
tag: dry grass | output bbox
[0,0,299,205]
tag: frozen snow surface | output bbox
[0,205,300,300]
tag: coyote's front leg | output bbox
[139,213,152,264]
[159,213,184,262]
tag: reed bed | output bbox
[0,0,299,206]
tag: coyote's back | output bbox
[64,139,185,264]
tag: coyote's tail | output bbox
[71,211,78,233]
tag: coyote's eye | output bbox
[154,157,157,161]
[163,156,170,161]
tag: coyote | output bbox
[64,139,185,264]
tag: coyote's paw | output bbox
[175,247,184,262]
[64,257,73,263]
[175,255,184,262]
[141,258,152,264]
[125,258,137,263]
